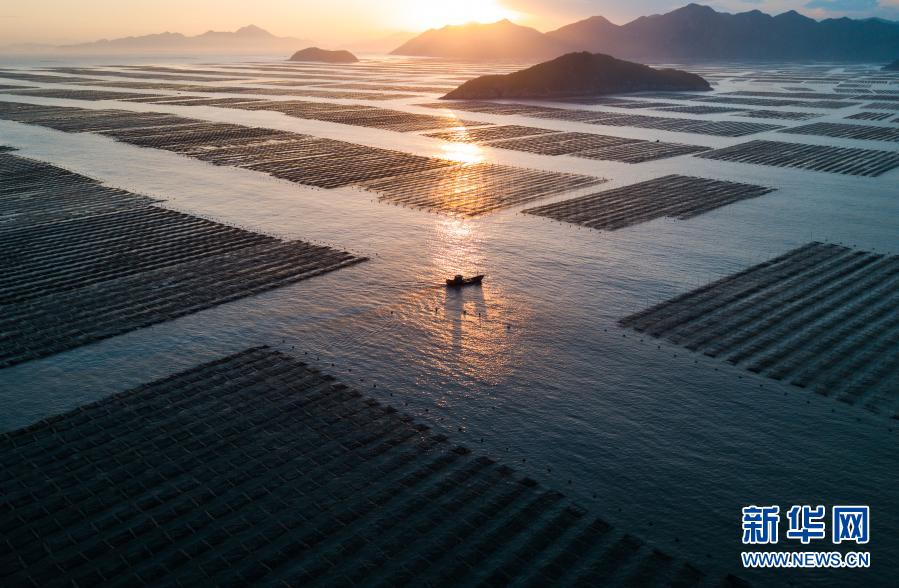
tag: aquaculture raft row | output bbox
[7,88,167,101]
[696,96,856,109]
[657,105,743,115]
[0,153,364,369]
[486,132,638,156]
[424,125,559,143]
[620,242,899,416]
[695,139,899,177]
[65,79,415,100]
[846,112,893,122]
[726,90,853,100]
[425,125,709,163]
[733,110,819,121]
[0,347,723,587]
[0,103,198,133]
[483,131,708,163]
[323,82,455,93]
[125,93,487,132]
[0,102,600,216]
[45,66,243,82]
[420,101,782,137]
[359,162,604,217]
[574,140,709,163]
[780,121,899,142]
[522,175,773,231]
[553,96,678,108]
[0,71,99,83]
[0,154,157,227]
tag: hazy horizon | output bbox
[2,0,897,48]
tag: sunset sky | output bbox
[0,0,896,45]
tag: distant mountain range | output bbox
[392,3,899,62]
[1,25,307,55]
[391,19,567,60]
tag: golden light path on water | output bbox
[393,214,530,387]
[438,141,485,164]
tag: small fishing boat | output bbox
[446,274,484,288]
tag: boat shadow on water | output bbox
[444,283,487,353]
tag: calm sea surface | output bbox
[1,55,896,585]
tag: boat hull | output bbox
[446,275,485,287]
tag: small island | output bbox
[884,59,899,71]
[289,47,358,63]
[442,51,710,100]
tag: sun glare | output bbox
[397,0,519,31]
[439,142,486,164]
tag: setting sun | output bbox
[394,0,519,31]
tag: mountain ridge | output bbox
[390,19,568,59]
[393,3,899,61]
[1,25,308,55]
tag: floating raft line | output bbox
[424,124,560,143]
[425,125,709,163]
[0,71,100,83]
[420,100,783,137]
[620,242,899,417]
[846,112,893,122]
[6,88,168,102]
[694,95,857,109]
[780,121,899,143]
[522,175,774,231]
[0,102,600,216]
[0,347,743,587]
[657,104,743,115]
[725,90,856,100]
[359,162,604,217]
[0,152,365,369]
[734,110,819,121]
[695,139,899,177]
[8,84,414,101]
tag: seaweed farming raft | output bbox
[846,112,893,122]
[0,347,733,587]
[421,101,782,137]
[620,243,899,417]
[0,151,364,368]
[780,121,899,143]
[0,102,601,216]
[358,162,603,217]
[695,139,899,177]
[522,175,774,231]
[424,126,709,164]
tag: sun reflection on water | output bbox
[426,216,483,281]
[439,141,485,164]
[411,216,527,385]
